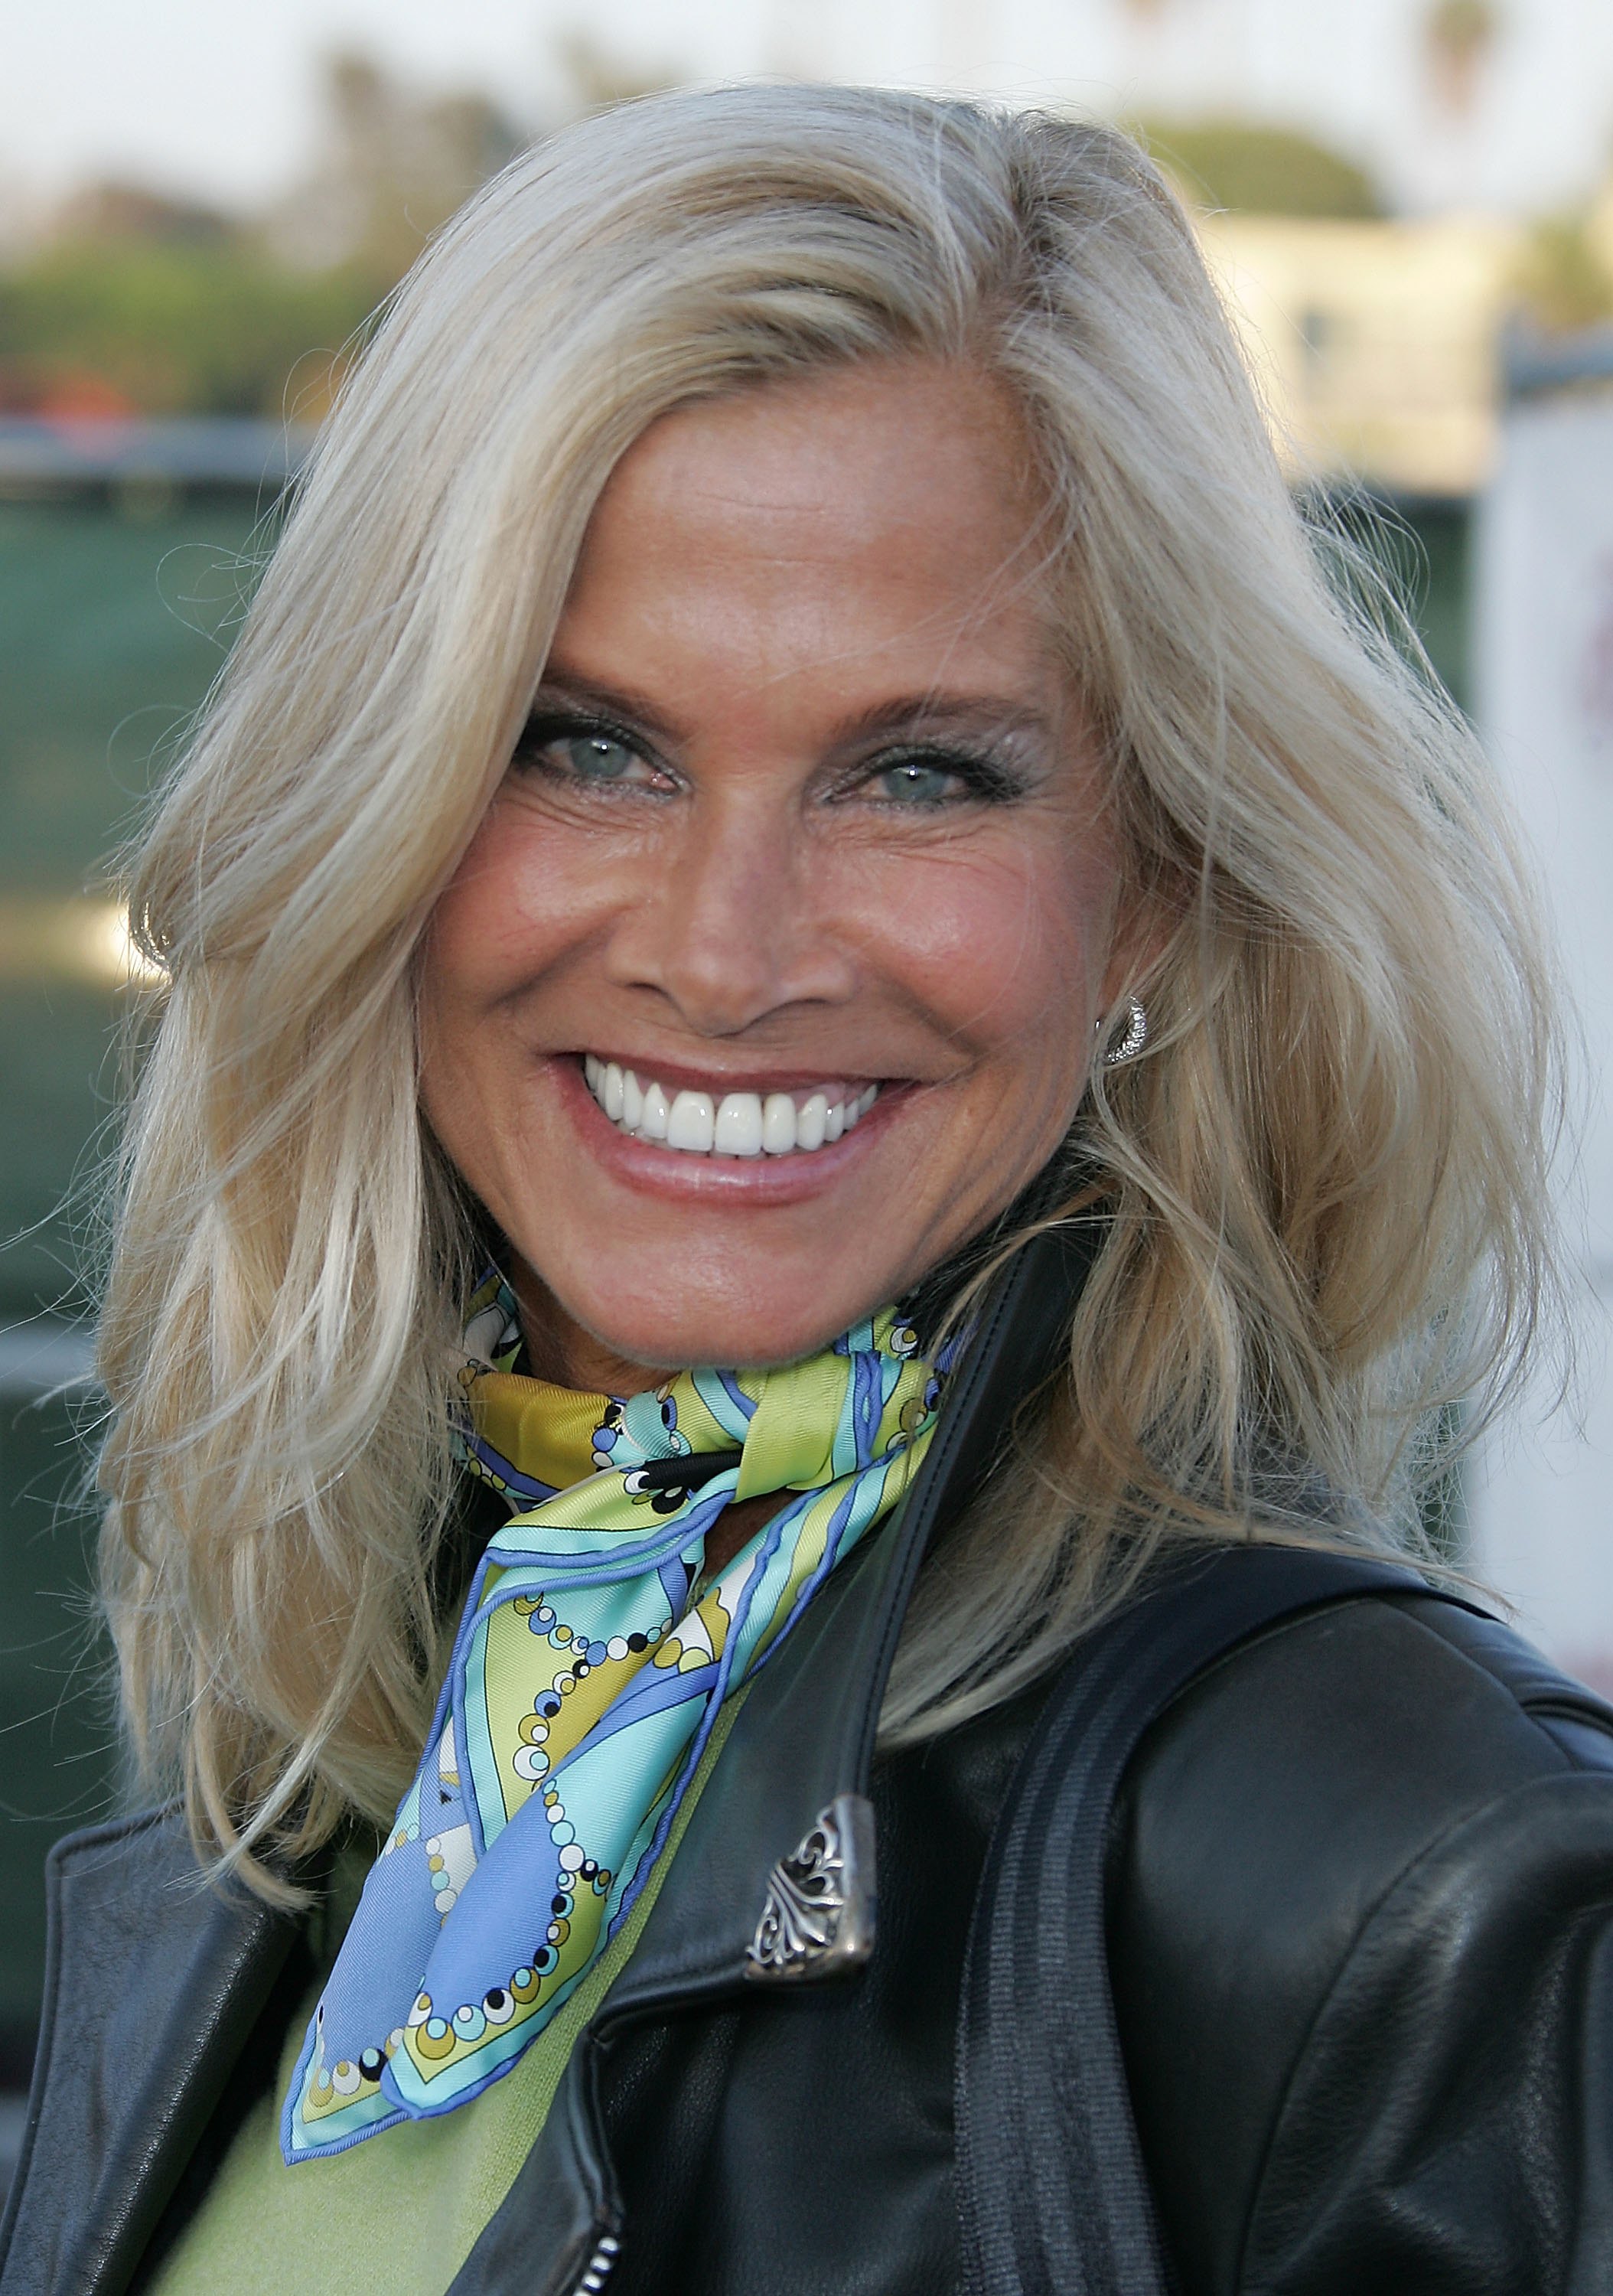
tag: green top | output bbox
[150,1698,744,2296]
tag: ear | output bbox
[1097,879,1177,1015]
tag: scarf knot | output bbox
[282,1274,950,2162]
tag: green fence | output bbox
[0,475,1472,2084]
[0,487,265,2077]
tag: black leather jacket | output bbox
[7,1232,1613,2296]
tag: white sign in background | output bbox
[1471,393,1613,1694]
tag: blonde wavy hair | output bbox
[98,83,1562,1898]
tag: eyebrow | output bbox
[530,671,686,745]
[529,670,1056,752]
[826,694,1056,746]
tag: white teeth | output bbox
[666,1090,715,1151]
[714,1093,764,1156]
[583,1061,879,1158]
[761,1092,797,1154]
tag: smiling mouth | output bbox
[582,1055,881,1157]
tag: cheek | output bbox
[415,814,557,1145]
[419,817,521,1017]
[859,834,1116,1052]
[418,802,599,1022]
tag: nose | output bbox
[604,788,856,1035]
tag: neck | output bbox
[508,1257,804,1579]
[510,1260,675,1397]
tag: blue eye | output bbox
[872,759,966,806]
[513,715,668,790]
[552,732,645,782]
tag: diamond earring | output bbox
[1097,996,1148,1068]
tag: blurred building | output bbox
[1471,346,1613,1689]
[1202,211,1520,496]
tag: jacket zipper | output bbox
[571,2229,621,2294]
[563,1976,745,2296]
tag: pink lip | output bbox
[554,1057,906,1206]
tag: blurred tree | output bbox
[0,48,533,419]
[48,181,236,249]
[1513,215,1613,333]
[265,50,526,280]
[1512,169,1613,334]
[0,40,696,421]
[1425,0,1502,118]
[0,244,376,417]
[1137,120,1383,219]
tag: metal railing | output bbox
[0,415,313,488]
[0,1323,97,1401]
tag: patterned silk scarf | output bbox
[282,1272,950,2162]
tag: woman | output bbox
[5,82,1611,2296]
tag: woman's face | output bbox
[419,360,1141,1387]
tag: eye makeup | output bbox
[512,688,1045,813]
[836,740,1031,808]
[510,707,675,797]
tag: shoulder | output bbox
[1111,1587,1613,2295]
[44,1799,199,1905]
[1114,1587,1613,1962]
[2,1806,302,2295]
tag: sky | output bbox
[0,0,583,211]
[3,0,1613,220]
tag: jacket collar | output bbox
[595,1218,1097,2020]
[0,1220,1095,2296]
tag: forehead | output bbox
[556,360,1056,700]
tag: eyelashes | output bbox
[511,710,665,789]
[850,746,1027,808]
[511,705,1032,810]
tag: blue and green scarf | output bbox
[282,1273,950,2161]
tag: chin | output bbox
[571,1279,873,1378]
